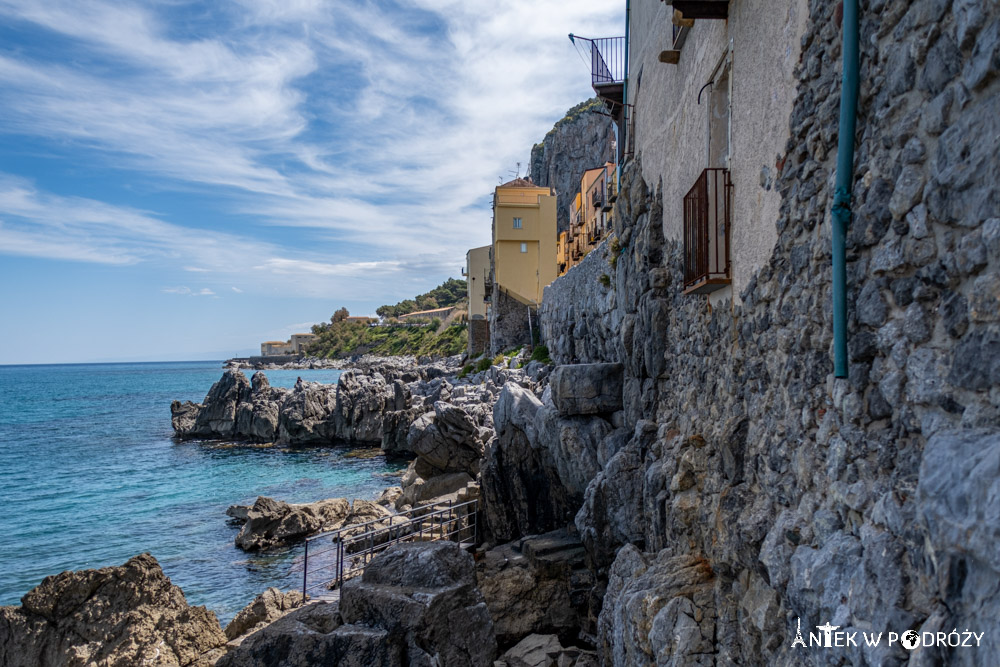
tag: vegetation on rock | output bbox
[375,278,467,319]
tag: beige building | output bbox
[465,245,491,355]
[260,340,294,356]
[489,178,558,353]
[585,0,808,303]
[289,333,317,353]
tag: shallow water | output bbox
[0,361,404,623]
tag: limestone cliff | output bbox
[530,99,615,233]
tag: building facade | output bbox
[465,245,491,355]
[488,178,557,353]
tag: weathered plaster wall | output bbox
[628,0,809,300]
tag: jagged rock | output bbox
[0,553,226,667]
[482,385,580,543]
[550,363,624,416]
[216,601,398,667]
[226,504,250,523]
[476,529,592,645]
[597,546,716,667]
[170,399,201,435]
[406,402,485,476]
[277,380,338,444]
[334,370,395,443]
[234,372,285,441]
[399,471,475,508]
[235,496,351,551]
[381,406,422,455]
[224,587,304,641]
[374,486,403,507]
[496,633,599,667]
[339,541,496,666]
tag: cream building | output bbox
[586,0,809,304]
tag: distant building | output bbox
[289,333,317,353]
[260,333,316,356]
[465,245,491,355]
[344,316,377,324]
[260,340,294,356]
[489,177,557,353]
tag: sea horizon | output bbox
[0,360,404,623]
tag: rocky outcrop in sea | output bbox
[0,554,228,667]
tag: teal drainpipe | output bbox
[831,0,859,378]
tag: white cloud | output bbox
[162,286,216,296]
[0,0,621,301]
[231,286,244,293]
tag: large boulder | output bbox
[0,553,226,667]
[482,385,576,543]
[597,545,716,667]
[476,529,593,645]
[224,587,304,641]
[496,634,599,667]
[235,496,351,551]
[277,380,338,444]
[334,370,395,443]
[915,429,1000,661]
[550,363,623,416]
[339,541,497,666]
[194,369,252,437]
[234,372,286,442]
[217,601,398,667]
[406,402,486,476]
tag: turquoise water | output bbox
[0,361,404,623]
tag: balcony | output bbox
[570,35,626,110]
[683,168,732,294]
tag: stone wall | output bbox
[538,0,1000,664]
[540,240,621,365]
[489,288,535,355]
[467,318,489,357]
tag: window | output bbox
[520,243,527,253]
[513,217,522,229]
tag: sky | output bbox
[0,0,621,364]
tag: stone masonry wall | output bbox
[540,240,621,365]
[489,288,535,356]
[539,0,1000,664]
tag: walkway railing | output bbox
[300,498,479,599]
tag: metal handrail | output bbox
[300,498,479,599]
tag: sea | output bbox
[0,360,405,623]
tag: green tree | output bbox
[331,307,350,323]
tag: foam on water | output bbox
[0,361,404,623]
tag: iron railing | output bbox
[683,168,732,292]
[583,36,626,86]
[300,498,479,599]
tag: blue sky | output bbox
[0,0,620,364]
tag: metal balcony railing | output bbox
[683,168,732,293]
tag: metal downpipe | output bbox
[831,0,859,378]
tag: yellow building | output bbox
[492,178,557,304]
[489,177,557,353]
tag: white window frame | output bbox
[520,242,527,253]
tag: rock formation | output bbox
[530,98,615,234]
[224,587,305,642]
[0,554,227,667]
[219,541,496,667]
[234,496,351,551]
